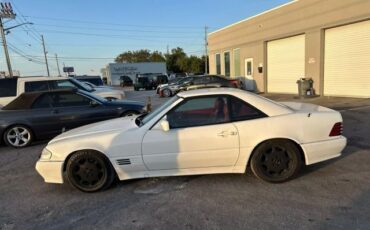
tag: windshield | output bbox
[70,78,94,92]
[138,96,180,126]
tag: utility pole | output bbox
[0,3,16,78]
[41,35,50,77]
[204,26,208,75]
[55,53,61,76]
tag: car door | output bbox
[29,93,63,138]
[142,95,240,170]
[50,91,121,130]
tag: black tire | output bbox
[121,110,139,117]
[250,140,302,183]
[3,125,33,148]
[134,87,139,91]
[162,88,171,97]
[66,151,115,192]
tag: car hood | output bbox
[49,116,138,144]
[93,87,122,93]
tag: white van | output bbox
[0,77,125,107]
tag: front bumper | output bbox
[302,136,347,165]
[35,161,64,184]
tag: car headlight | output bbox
[40,148,52,160]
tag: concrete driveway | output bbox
[0,89,369,230]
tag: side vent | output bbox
[116,158,131,165]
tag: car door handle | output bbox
[52,109,59,114]
[217,131,228,137]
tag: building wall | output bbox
[208,0,370,94]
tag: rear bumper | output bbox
[35,160,64,184]
[302,136,347,165]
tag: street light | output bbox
[0,21,33,77]
[4,22,33,34]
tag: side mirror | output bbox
[160,120,170,132]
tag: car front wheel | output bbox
[66,151,115,192]
[250,139,302,183]
[3,125,33,148]
[162,88,172,97]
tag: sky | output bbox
[1,0,290,76]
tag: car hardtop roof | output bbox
[17,76,70,81]
[1,88,80,110]
[22,88,78,96]
[177,87,248,98]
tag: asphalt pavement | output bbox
[0,88,369,230]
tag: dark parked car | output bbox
[134,74,168,91]
[0,89,144,148]
[158,75,240,97]
[74,76,104,86]
[120,75,133,87]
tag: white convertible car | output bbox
[36,88,346,192]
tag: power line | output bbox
[8,0,42,38]
[7,42,45,64]
[34,23,204,34]
[25,15,211,29]
[22,29,203,40]
[8,47,46,65]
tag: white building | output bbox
[102,62,167,86]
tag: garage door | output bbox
[267,34,305,93]
[324,20,370,98]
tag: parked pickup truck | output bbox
[0,77,125,107]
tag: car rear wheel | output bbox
[3,125,33,148]
[162,88,171,97]
[66,151,115,192]
[250,140,302,183]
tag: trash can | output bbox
[296,78,314,97]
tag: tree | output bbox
[115,47,207,73]
[165,47,187,73]
[115,49,165,63]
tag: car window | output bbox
[32,94,52,109]
[25,81,50,92]
[49,80,78,90]
[211,76,227,84]
[192,77,204,84]
[229,96,265,121]
[49,92,91,107]
[0,78,17,97]
[167,96,230,128]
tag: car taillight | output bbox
[329,122,343,136]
